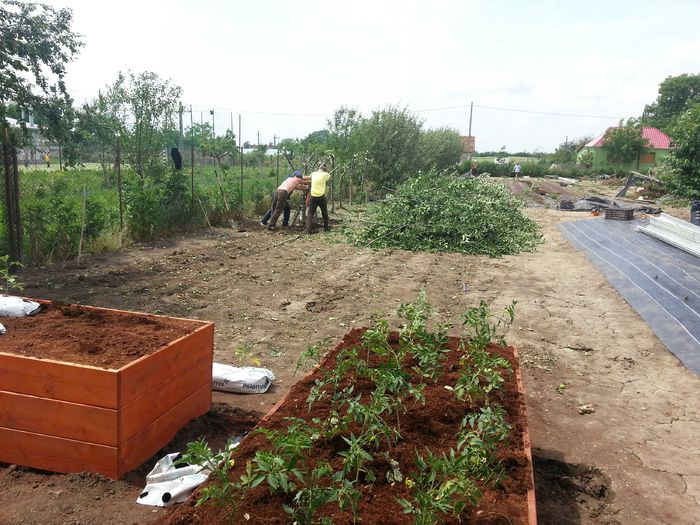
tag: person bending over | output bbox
[306,164,331,233]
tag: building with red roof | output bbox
[578,127,673,172]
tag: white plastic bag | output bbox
[137,439,242,507]
[0,295,41,318]
[137,453,208,507]
[212,363,276,394]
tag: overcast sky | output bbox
[41,0,700,151]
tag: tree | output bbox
[645,74,700,132]
[95,71,182,178]
[660,102,700,199]
[576,149,595,168]
[1,0,82,263]
[603,119,648,166]
[550,136,592,164]
[201,129,237,167]
[356,106,423,188]
[0,1,83,123]
[418,127,462,172]
[327,106,362,163]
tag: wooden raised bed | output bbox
[0,302,214,479]
[164,328,536,525]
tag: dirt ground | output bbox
[0,177,697,525]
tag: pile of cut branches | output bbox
[349,173,542,256]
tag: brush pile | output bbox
[351,173,542,256]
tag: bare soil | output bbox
[1,178,697,525]
[0,302,200,368]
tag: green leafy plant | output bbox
[397,449,482,525]
[457,406,511,483]
[455,301,515,403]
[0,255,24,293]
[178,437,244,523]
[178,292,519,524]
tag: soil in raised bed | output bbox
[160,328,533,525]
[0,301,201,369]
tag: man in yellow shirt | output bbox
[306,164,331,233]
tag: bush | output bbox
[124,170,193,240]
[348,173,542,256]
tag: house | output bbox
[578,127,672,172]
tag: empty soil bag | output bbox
[137,453,209,507]
[137,438,242,507]
[212,363,276,394]
[0,295,41,318]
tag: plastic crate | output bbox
[604,208,634,220]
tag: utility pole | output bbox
[636,109,646,171]
[257,131,262,178]
[274,135,280,186]
[230,112,235,167]
[239,114,243,195]
[210,109,215,137]
[190,105,194,215]
[468,101,473,137]
[178,102,184,151]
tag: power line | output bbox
[184,103,328,118]
[414,102,621,120]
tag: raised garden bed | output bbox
[163,298,536,525]
[0,300,214,479]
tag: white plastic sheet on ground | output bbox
[137,438,241,507]
[0,295,41,318]
[212,363,276,394]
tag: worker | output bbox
[306,164,331,233]
[266,171,310,230]
[261,170,303,227]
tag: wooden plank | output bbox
[0,353,117,408]
[118,323,214,407]
[0,390,118,446]
[118,383,211,476]
[0,426,119,478]
[119,354,211,442]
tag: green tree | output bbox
[34,91,83,168]
[418,127,462,172]
[1,0,82,262]
[96,71,182,178]
[185,122,212,152]
[327,106,362,163]
[660,103,700,199]
[603,119,648,167]
[576,149,595,168]
[0,1,83,124]
[356,106,423,188]
[550,136,592,164]
[645,74,700,132]
[201,129,238,166]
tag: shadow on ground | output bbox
[533,448,620,525]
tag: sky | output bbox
[39,0,700,152]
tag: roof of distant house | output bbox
[584,127,672,150]
[4,117,40,131]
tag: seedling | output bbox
[0,255,24,294]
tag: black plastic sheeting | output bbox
[561,218,700,374]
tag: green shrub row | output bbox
[456,160,612,179]
[0,167,279,265]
